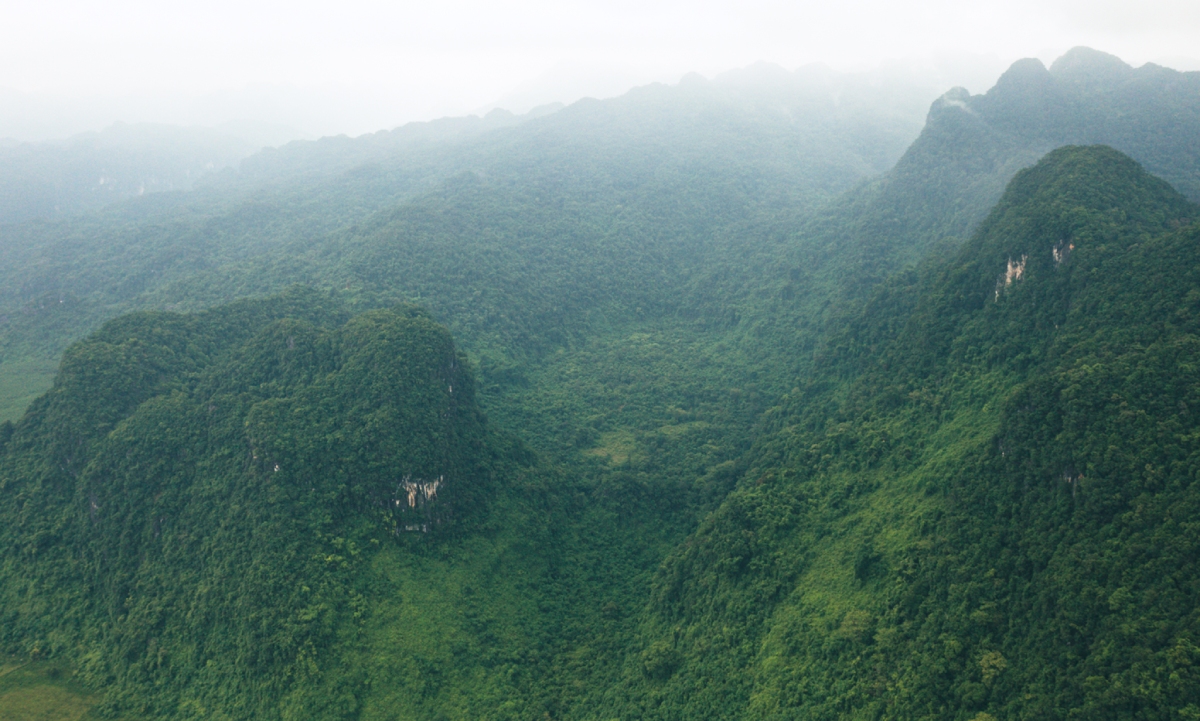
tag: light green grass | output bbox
[657,421,710,439]
[585,429,638,464]
[0,658,99,721]
[0,357,57,423]
[351,502,556,720]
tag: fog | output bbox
[3,0,1197,141]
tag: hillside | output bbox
[0,293,468,712]
[0,289,680,718]
[5,145,1198,720]
[605,145,1200,719]
[0,62,941,427]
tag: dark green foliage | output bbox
[796,47,1200,308]
[606,146,1200,719]
[3,50,1200,721]
[0,64,936,422]
[0,290,499,716]
[0,289,693,719]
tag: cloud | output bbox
[1,0,1194,136]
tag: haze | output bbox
[3,0,1198,140]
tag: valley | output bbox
[1,48,1199,719]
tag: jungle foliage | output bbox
[1,49,1200,720]
[606,146,1200,719]
[799,46,1200,304]
[0,61,945,424]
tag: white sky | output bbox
[2,0,1198,139]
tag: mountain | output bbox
[0,60,940,433]
[605,145,1200,719]
[5,144,1199,720]
[8,49,1193,436]
[0,291,504,716]
[5,50,1197,428]
[794,47,1200,302]
[3,49,1200,720]
[0,122,303,225]
[0,287,728,718]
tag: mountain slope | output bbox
[0,63,937,424]
[604,146,1200,719]
[0,288,701,719]
[0,291,485,716]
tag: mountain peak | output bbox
[1050,46,1133,86]
[988,57,1054,97]
[977,145,1195,265]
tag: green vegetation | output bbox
[796,46,1200,305]
[605,146,1200,719]
[0,62,940,423]
[0,655,103,721]
[1,48,1200,720]
[0,289,690,718]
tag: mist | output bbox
[3,0,1198,141]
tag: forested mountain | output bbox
[798,46,1200,299]
[602,144,1200,719]
[0,292,535,716]
[0,60,940,432]
[2,49,1200,720]
[0,289,736,719]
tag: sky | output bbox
[1,0,1198,140]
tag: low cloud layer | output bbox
[3,0,1196,139]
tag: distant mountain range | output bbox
[0,121,305,224]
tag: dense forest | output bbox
[608,145,1200,718]
[1,47,1200,719]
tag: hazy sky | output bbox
[2,0,1198,139]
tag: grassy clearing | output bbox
[0,357,57,423]
[0,658,99,721]
[585,429,638,465]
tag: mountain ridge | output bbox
[2,48,1200,720]
[610,145,1200,719]
[792,46,1200,307]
